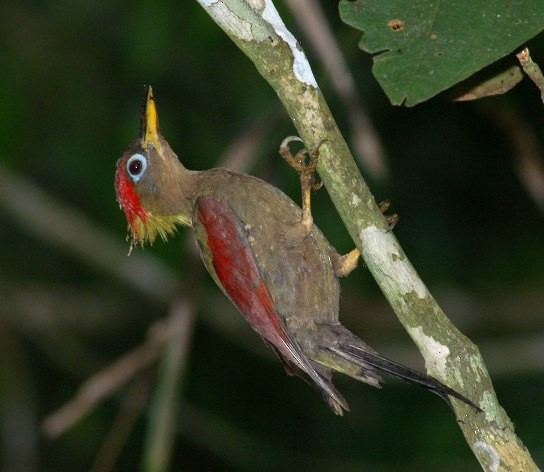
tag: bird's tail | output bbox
[320,326,481,412]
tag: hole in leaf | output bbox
[387,19,404,32]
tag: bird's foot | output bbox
[279,136,325,239]
[334,248,361,277]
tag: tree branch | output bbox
[284,0,389,181]
[196,1,538,470]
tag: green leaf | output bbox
[339,0,544,106]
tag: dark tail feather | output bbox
[329,343,481,412]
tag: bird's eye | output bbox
[126,154,147,182]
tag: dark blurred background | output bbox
[1,1,543,471]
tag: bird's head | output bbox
[115,86,193,249]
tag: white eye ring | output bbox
[126,153,147,182]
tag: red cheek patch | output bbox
[115,166,148,234]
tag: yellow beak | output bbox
[141,85,161,150]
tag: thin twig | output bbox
[485,105,544,215]
[42,320,169,438]
[142,281,198,472]
[90,375,153,472]
[517,47,544,103]
[0,320,39,472]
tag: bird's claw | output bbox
[279,136,325,192]
[279,137,329,239]
[378,199,399,230]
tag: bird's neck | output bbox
[134,143,202,246]
[151,156,200,225]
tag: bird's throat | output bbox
[127,211,191,248]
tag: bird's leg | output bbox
[279,137,399,274]
[279,136,324,243]
[334,248,360,277]
[279,136,359,274]
[333,200,399,278]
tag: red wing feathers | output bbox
[195,197,347,411]
[196,197,285,346]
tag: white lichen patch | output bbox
[407,326,450,378]
[261,1,317,87]
[350,193,361,207]
[199,1,317,87]
[360,225,427,299]
[472,441,500,472]
[199,0,253,40]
